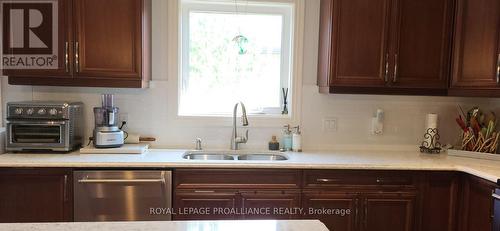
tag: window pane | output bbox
[180,11,285,116]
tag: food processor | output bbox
[93,94,124,148]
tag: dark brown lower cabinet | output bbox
[459,175,496,231]
[0,168,72,223]
[173,190,300,220]
[363,193,417,231]
[302,191,417,231]
[302,192,358,231]
[420,172,460,231]
[240,191,301,220]
[173,190,238,220]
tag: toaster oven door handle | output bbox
[7,120,67,125]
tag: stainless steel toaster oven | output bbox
[6,101,84,152]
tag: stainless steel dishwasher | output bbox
[74,170,172,222]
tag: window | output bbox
[179,0,295,116]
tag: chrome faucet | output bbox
[231,102,249,150]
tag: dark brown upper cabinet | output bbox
[5,0,151,88]
[317,0,454,95]
[449,0,500,97]
[2,0,71,78]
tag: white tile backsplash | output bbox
[0,0,493,151]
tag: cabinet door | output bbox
[320,0,392,89]
[450,0,500,95]
[420,172,459,231]
[173,190,239,220]
[0,168,72,223]
[391,0,453,91]
[458,175,495,231]
[73,0,143,79]
[2,0,72,77]
[240,191,300,220]
[302,192,358,231]
[362,193,416,231]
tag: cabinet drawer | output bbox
[303,170,416,188]
[175,169,301,189]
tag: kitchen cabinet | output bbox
[6,0,151,88]
[302,170,418,231]
[420,172,460,231]
[458,175,496,231]
[317,0,453,95]
[302,191,358,231]
[1,0,71,78]
[173,190,239,220]
[363,193,417,231]
[449,0,500,97]
[173,169,301,220]
[240,190,301,220]
[0,168,72,223]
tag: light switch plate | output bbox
[323,117,338,133]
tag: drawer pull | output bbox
[194,190,215,193]
[316,178,339,183]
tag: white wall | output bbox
[1,0,494,151]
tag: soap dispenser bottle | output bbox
[292,126,302,152]
[282,124,293,151]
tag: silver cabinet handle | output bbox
[393,54,398,83]
[316,178,338,183]
[194,190,216,193]
[78,178,165,184]
[75,41,80,73]
[65,42,69,73]
[63,174,68,202]
[496,53,500,84]
[384,53,389,83]
[493,193,500,200]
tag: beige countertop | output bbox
[0,148,499,184]
[0,220,328,231]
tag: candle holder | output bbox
[420,128,442,154]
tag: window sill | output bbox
[173,114,298,128]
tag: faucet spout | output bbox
[231,102,249,150]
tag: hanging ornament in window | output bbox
[233,0,249,55]
[232,35,249,55]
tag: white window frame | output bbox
[180,0,292,116]
[166,0,304,127]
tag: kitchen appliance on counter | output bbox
[6,101,83,152]
[74,170,172,221]
[494,182,500,231]
[93,94,124,148]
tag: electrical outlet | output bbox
[323,117,338,133]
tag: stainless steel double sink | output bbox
[183,151,288,161]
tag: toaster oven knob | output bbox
[26,108,35,115]
[37,108,46,115]
[14,108,23,115]
[49,108,58,116]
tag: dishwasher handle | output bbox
[78,178,166,184]
[494,192,500,200]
